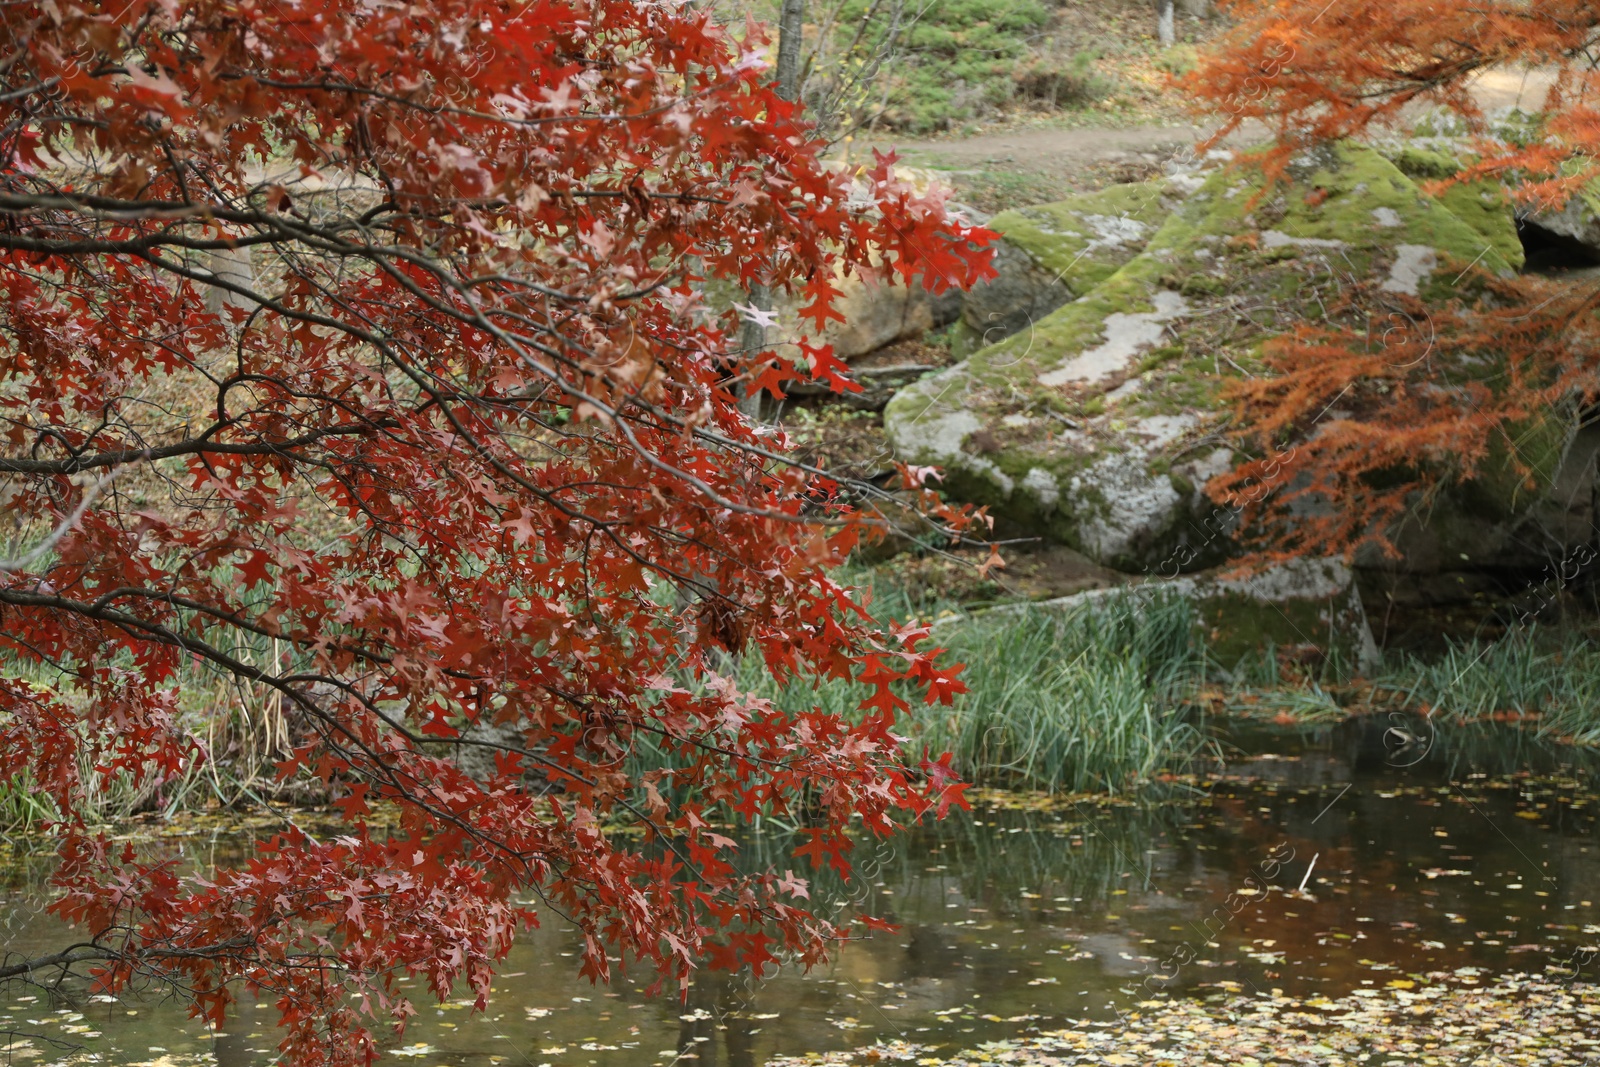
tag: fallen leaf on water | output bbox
[766,973,1600,1067]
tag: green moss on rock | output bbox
[987,178,1185,296]
[1375,142,1525,271]
[886,141,1552,573]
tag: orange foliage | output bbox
[1210,274,1600,558]
[1184,0,1600,189]
[1181,0,1600,558]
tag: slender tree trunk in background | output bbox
[739,0,807,419]
[737,284,773,418]
[1157,0,1175,45]
[204,244,256,319]
[776,0,805,98]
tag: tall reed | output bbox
[1378,627,1600,744]
[699,584,1216,795]
[907,590,1214,793]
[1,631,301,834]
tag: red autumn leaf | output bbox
[798,340,862,395]
[0,3,993,1064]
[797,273,849,332]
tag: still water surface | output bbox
[4,716,1599,1066]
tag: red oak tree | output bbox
[0,2,992,1063]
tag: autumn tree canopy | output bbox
[1180,0,1600,558]
[0,2,993,1063]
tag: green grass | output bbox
[1376,628,1600,745]
[910,591,1215,792]
[691,582,1216,795]
[0,770,58,836]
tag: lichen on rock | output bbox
[885,140,1536,574]
[961,177,1189,348]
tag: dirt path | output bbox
[838,121,1265,212]
[879,122,1238,173]
[848,66,1558,194]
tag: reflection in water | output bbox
[901,925,964,982]
[211,1018,254,1067]
[3,720,1600,1066]
[674,974,756,1067]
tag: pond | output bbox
[4,715,1600,1067]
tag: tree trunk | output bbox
[776,0,805,102]
[739,0,806,420]
[204,244,256,319]
[1157,0,1176,46]
[737,282,771,419]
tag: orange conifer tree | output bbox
[1181,0,1600,559]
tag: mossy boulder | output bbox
[958,177,1187,349]
[886,141,1540,573]
[1378,142,1525,270]
[1191,558,1379,674]
[989,179,1187,286]
[953,175,1196,343]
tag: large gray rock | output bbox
[959,237,1074,347]
[960,176,1189,347]
[1189,557,1380,674]
[1522,181,1600,258]
[886,142,1536,574]
[822,272,963,359]
[702,261,961,364]
[709,178,1182,364]
[961,557,1379,673]
[1357,412,1593,576]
